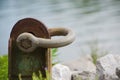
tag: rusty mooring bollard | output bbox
[8,18,75,80]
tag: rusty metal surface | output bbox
[8,18,51,80]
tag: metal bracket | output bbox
[8,18,75,80]
[9,18,51,80]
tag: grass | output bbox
[18,71,50,80]
[0,55,8,80]
[89,40,108,65]
[32,71,50,80]
[51,48,58,65]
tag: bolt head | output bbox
[20,38,32,50]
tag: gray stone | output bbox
[52,64,71,80]
[116,67,120,79]
[63,55,96,80]
[52,54,120,80]
[96,54,119,80]
[63,55,96,73]
[71,71,96,80]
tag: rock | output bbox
[116,67,120,78]
[63,55,96,80]
[71,71,96,80]
[52,64,71,80]
[96,54,119,80]
[52,54,120,80]
[63,55,96,73]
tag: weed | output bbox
[0,55,8,80]
[89,40,108,64]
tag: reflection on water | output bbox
[0,0,120,62]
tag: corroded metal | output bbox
[8,18,51,80]
[20,38,32,49]
[16,27,75,52]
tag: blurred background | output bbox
[0,0,120,62]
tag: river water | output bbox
[0,0,120,62]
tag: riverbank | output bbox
[53,54,120,80]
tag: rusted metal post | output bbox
[9,18,51,80]
[9,18,75,80]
